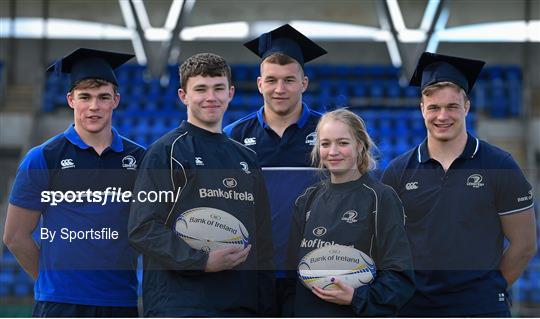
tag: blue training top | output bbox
[223,103,321,167]
[382,133,534,316]
[9,125,145,307]
[224,104,322,277]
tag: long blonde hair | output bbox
[311,108,377,174]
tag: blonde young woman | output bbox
[284,109,415,317]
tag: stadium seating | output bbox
[472,65,523,117]
[40,63,523,162]
[0,249,33,297]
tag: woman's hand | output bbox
[312,277,354,305]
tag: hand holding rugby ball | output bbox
[174,207,249,252]
[298,244,376,290]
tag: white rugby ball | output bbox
[174,207,249,252]
[298,244,376,290]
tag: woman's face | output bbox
[318,119,361,183]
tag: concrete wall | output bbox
[1,0,539,86]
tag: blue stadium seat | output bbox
[230,92,247,109]
[411,135,425,147]
[317,65,333,77]
[147,80,163,100]
[466,113,477,136]
[368,80,385,99]
[223,110,249,127]
[357,110,376,127]
[144,100,159,113]
[0,270,15,285]
[245,93,263,109]
[505,67,522,116]
[386,80,401,98]
[470,80,488,111]
[151,117,169,137]
[514,277,526,302]
[231,64,250,81]
[351,81,367,98]
[385,66,400,78]
[318,87,333,111]
[302,94,317,109]
[489,75,508,118]
[350,66,366,78]
[334,80,349,107]
[377,137,392,156]
[132,118,151,143]
[41,63,522,122]
[393,136,411,157]
[403,86,419,99]
[394,111,410,137]
[303,66,315,80]
[122,97,143,113]
[409,112,425,136]
[377,111,393,136]
[131,82,146,100]
[529,271,540,302]
[14,283,32,296]
[166,116,180,130]
[366,65,386,79]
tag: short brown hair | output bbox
[263,52,298,65]
[70,78,118,94]
[421,81,468,103]
[311,108,376,174]
[261,53,304,75]
[179,53,231,89]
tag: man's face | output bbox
[178,75,234,131]
[421,86,470,142]
[67,83,119,135]
[257,61,308,117]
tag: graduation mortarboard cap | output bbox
[409,52,485,94]
[243,24,327,67]
[46,48,134,87]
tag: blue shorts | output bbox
[32,301,138,317]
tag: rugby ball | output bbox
[174,207,249,252]
[298,244,376,290]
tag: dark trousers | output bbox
[33,301,138,317]
[468,310,511,317]
[399,310,511,318]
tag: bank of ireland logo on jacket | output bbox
[222,178,237,188]
[313,226,327,237]
[517,189,533,203]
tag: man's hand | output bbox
[204,245,251,272]
[312,277,354,305]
